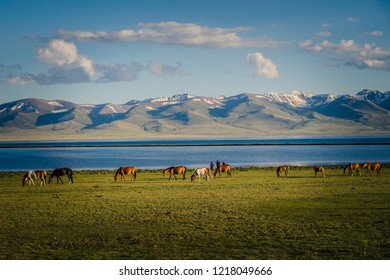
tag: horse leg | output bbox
[69,173,74,184]
[57,175,64,184]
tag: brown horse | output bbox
[343,163,361,176]
[276,165,289,177]
[314,166,325,178]
[163,166,187,180]
[35,170,47,186]
[214,164,232,178]
[114,166,137,182]
[49,168,73,184]
[362,162,381,176]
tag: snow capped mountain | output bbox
[356,89,390,102]
[0,90,389,139]
[257,91,337,108]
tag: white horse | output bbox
[22,170,37,186]
[191,167,210,182]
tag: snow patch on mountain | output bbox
[48,101,64,107]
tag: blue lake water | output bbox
[0,137,389,171]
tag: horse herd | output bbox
[276,162,382,178]
[21,164,233,186]
[21,162,381,186]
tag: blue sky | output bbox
[1,0,389,104]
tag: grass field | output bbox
[0,166,389,260]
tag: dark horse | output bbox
[49,168,73,184]
[163,166,187,180]
[314,166,325,178]
[214,164,232,178]
[114,166,137,182]
[276,165,289,177]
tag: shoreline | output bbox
[1,136,390,148]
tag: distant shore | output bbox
[1,136,389,148]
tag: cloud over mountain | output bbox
[57,21,282,48]
[299,39,390,71]
[246,52,279,79]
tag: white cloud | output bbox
[58,21,282,48]
[5,39,147,84]
[36,39,78,66]
[299,39,390,71]
[35,39,95,83]
[347,17,358,22]
[95,62,144,82]
[365,30,383,37]
[245,52,278,79]
[316,31,331,37]
[147,60,183,78]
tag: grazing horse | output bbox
[314,166,325,178]
[49,168,74,184]
[114,166,137,182]
[35,170,47,186]
[191,167,210,182]
[163,166,187,180]
[276,165,289,177]
[362,162,381,176]
[214,164,232,178]
[22,170,36,186]
[343,163,361,176]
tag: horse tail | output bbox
[69,169,74,184]
[134,169,137,180]
[22,174,26,186]
[377,163,382,174]
[48,172,54,184]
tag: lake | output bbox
[0,137,389,171]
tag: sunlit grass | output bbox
[0,167,389,259]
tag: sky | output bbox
[0,0,389,104]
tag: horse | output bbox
[191,167,210,182]
[343,163,361,176]
[214,164,232,178]
[163,166,187,180]
[22,170,36,186]
[114,166,137,182]
[49,168,73,184]
[35,170,47,186]
[362,162,381,176]
[276,165,289,177]
[314,166,325,178]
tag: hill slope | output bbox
[1,90,389,140]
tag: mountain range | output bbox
[1,89,389,140]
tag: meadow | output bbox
[0,166,389,260]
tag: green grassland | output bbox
[0,166,389,260]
